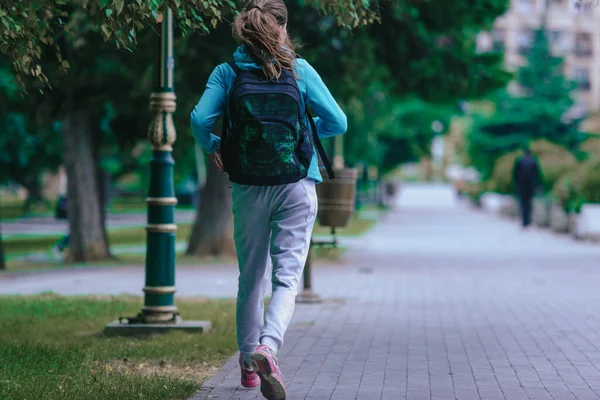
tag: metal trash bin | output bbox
[316,167,358,228]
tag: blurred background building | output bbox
[478,0,600,115]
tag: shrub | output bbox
[553,170,585,213]
[579,137,600,160]
[488,140,577,195]
[572,157,600,204]
[553,155,600,212]
[462,181,484,205]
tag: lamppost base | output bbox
[295,290,322,304]
[104,316,211,337]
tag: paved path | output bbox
[194,183,600,400]
[4,183,600,399]
[0,233,363,296]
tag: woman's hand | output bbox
[210,149,223,171]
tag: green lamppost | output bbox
[105,9,210,335]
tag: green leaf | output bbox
[61,60,70,68]
[114,0,125,14]
[101,24,111,39]
[105,8,113,17]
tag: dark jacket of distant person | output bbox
[512,149,542,197]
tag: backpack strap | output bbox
[220,62,240,141]
[296,55,335,179]
[306,108,335,180]
[227,61,241,75]
[220,111,229,140]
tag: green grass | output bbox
[3,208,379,272]
[5,224,195,256]
[107,196,148,213]
[0,294,237,400]
[2,250,227,274]
[5,210,376,257]
[0,196,194,220]
[0,198,54,220]
[3,242,344,273]
[356,202,391,212]
[313,212,376,236]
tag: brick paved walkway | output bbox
[193,184,600,400]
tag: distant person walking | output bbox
[512,148,542,228]
[190,0,346,398]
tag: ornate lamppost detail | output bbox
[105,9,210,334]
[143,8,179,323]
[148,92,177,151]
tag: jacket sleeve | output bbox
[301,60,347,139]
[190,64,227,154]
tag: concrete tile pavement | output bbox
[3,183,600,399]
[193,184,600,399]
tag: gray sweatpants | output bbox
[232,178,317,359]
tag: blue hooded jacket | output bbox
[190,46,347,183]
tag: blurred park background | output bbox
[3,0,600,270]
[2,1,600,399]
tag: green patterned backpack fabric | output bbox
[220,62,333,186]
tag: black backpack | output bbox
[220,61,334,186]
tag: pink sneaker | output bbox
[250,345,286,400]
[239,353,260,388]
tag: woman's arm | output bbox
[300,60,347,139]
[190,64,228,154]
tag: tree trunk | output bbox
[94,137,112,257]
[62,108,110,262]
[186,160,236,258]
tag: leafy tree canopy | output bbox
[0,0,377,88]
[0,64,62,208]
